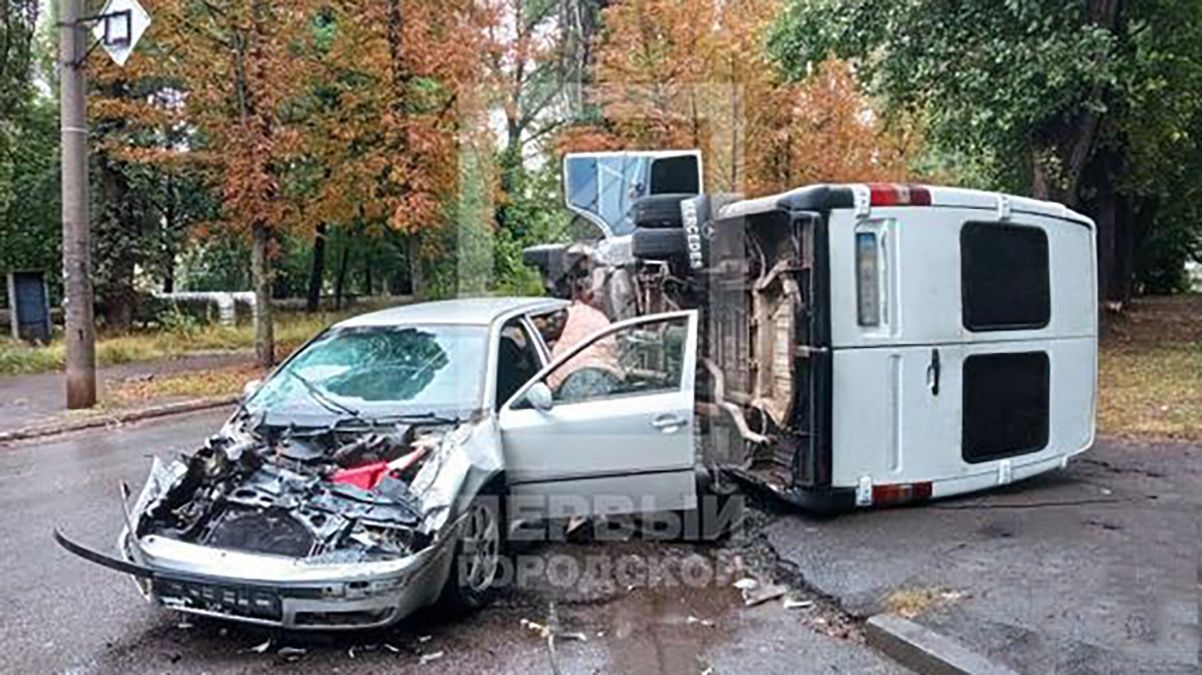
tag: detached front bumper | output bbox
[54,527,457,630]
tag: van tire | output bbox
[632,194,691,229]
[632,227,687,260]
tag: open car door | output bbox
[498,310,699,517]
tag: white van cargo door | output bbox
[498,310,700,518]
[831,344,962,492]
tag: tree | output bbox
[769,0,1202,302]
[296,0,484,301]
[1,0,42,217]
[572,0,916,195]
[145,0,315,365]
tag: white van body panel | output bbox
[828,208,1097,348]
[825,188,1097,502]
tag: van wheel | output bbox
[632,227,687,260]
[632,194,692,228]
[438,495,504,613]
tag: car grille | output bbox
[154,578,283,621]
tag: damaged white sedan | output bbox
[56,297,702,630]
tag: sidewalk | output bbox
[0,351,253,436]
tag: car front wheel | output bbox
[439,495,503,613]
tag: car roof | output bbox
[333,296,568,328]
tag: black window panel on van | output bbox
[962,352,1050,463]
[961,222,1050,331]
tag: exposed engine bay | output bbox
[138,421,454,562]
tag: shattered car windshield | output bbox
[248,324,487,419]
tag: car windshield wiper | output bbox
[286,369,364,421]
[370,411,461,425]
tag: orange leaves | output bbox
[585,0,920,195]
[744,60,916,194]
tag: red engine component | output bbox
[329,461,391,490]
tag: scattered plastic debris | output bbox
[383,644,402,654]
[418,634,433,643]
[277,646,307,662]
[419,651,445,665]
[245,639,273,654]
[686,615,715,627]
[733,577,758,591]
[783,598,815,610]
[743,582,787,607]
[176,620,194,630]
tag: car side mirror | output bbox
[524,382,553,412]
[242,378,262,400]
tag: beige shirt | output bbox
[546,303,622,390]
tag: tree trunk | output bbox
[334,242,350,310]
[251,223,275,367]
[363,245,374,298]
[407,232,424,299]
[306,223,327,312]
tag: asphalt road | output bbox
[0,409,904,674]
[764,438,1202,674]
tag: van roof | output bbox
[715,184,1093,229]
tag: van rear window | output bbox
[960,222,1050,331]
[962,351,1049,463]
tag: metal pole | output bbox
[60,0,97,409]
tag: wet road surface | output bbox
[0,409,904,674]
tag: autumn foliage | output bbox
[563,0,918,195]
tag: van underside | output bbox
[528,188,849,509]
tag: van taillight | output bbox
[871,481,933,505]
[868,184,931,207]
[855,232,881,326]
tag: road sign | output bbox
[91,0,150,66]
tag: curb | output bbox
[865,613,1018,675]
[0,396,238,445]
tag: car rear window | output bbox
[961,222,1050,331]
[962,351,1050,463]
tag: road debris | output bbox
[783,597,815,610]
[686,615,715,627]
[732,577,758,591]
[277,646,307,663]
[419,651,445,665]
[743,582,787,607]
[383,644,402,654]
[244,638,272,654]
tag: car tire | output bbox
[632,227,687,260]
[632,194,692,229]
[438,494,504,614]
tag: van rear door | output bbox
[826,188,1096,504]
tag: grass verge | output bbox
[102,363,267,411]
[0,310,353,377]
[1098,294,1202,441]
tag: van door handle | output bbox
[926,348,941,396]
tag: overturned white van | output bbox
[529,159,1098,512]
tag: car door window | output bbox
[495,320,541,410]
[543,315,688,404]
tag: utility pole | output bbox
[59,0,97,409]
